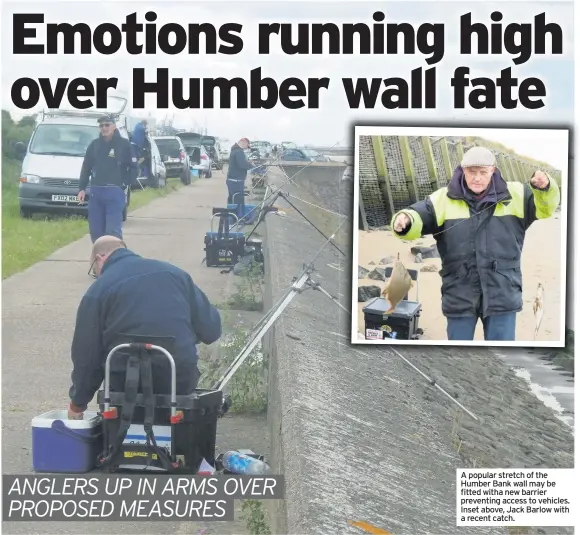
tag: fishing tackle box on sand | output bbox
[362,266,422,340]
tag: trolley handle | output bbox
[103,343,177,419]
[211,211,239,233]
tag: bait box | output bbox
[362,297,421,340]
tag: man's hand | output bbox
[530,170,550,189]
[68,408,83,420]
[68,402,84,420]
[393,213,411,233]
[78,190,86,203]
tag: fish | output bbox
[532,282,544,339]
[381,260,413,314]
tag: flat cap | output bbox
[461,146,495,167]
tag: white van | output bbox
[15,97,135,220]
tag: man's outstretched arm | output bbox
[68,295,105,414]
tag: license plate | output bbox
[167,157,179,163]
[52,194,79,202]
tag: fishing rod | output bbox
[212,217,349,392]
[228,138,347,231]
[333,303,480,421]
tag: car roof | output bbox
[37,117,104,127]
[153,136,181,140]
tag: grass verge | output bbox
[1,171,185,279]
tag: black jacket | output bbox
[226,144,253,181]
[393,166,560,318]
[79,130,139,191]
[69,248,222,410]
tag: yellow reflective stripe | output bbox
[493,182,525,218]
[430,188,469,224]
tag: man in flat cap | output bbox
[78,114,139,272]
[391,146,560,341]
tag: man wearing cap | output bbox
[226,138,253,221]
[78,114,139,255]
[391,146,560,341]
[67,235,222,419]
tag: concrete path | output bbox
[2,173,265,534]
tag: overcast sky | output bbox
[1,0,574,157]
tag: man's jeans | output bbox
[446,313,517,341]
[88,185,126,243]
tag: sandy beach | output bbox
[356,209,564,343]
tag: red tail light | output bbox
[180,151,185,161]
[201,154,207,160]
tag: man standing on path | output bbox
[226,137,253,221]
[78,114,139,250]
[131,119,148,175]
[390,146,560,342]
[68,235,222,420]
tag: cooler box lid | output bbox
[362,297,421,319]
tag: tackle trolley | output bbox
[96,334,226,474]
[362,266,422,340]
[204,208,246,267]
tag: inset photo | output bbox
[352,126,569,347]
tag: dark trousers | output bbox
[446,312,517,341]
[88,186,126,243]
[227,179,245,220]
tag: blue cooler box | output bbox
[227,204,258,224]
[31,410,103,473]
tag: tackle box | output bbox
[362,297,421,340]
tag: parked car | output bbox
[14,97,135,220]
[176,133,214,177]
[152,136,191,185]
[131,137,167,190]
[280,141,297,152]
[189,145,212,178]
[280,148,331,162]
[219,138,231,160]
[250,141,272,159]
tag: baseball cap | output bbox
[97,114,115,124]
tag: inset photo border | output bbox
[351,126,569,348]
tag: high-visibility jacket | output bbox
[392,167,560,318]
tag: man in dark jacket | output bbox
[391,146,560,341]
[67,235,222,419]
[226,138,253,220]
[79,114,139,247]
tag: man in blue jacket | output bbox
[226,138,253,221]
[79,114,139,249]
[67,235,222,419]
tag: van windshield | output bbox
[29,124,99,157]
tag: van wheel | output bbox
[207,168,212,178]
[20,208,33,219]
[181,168,190,185]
